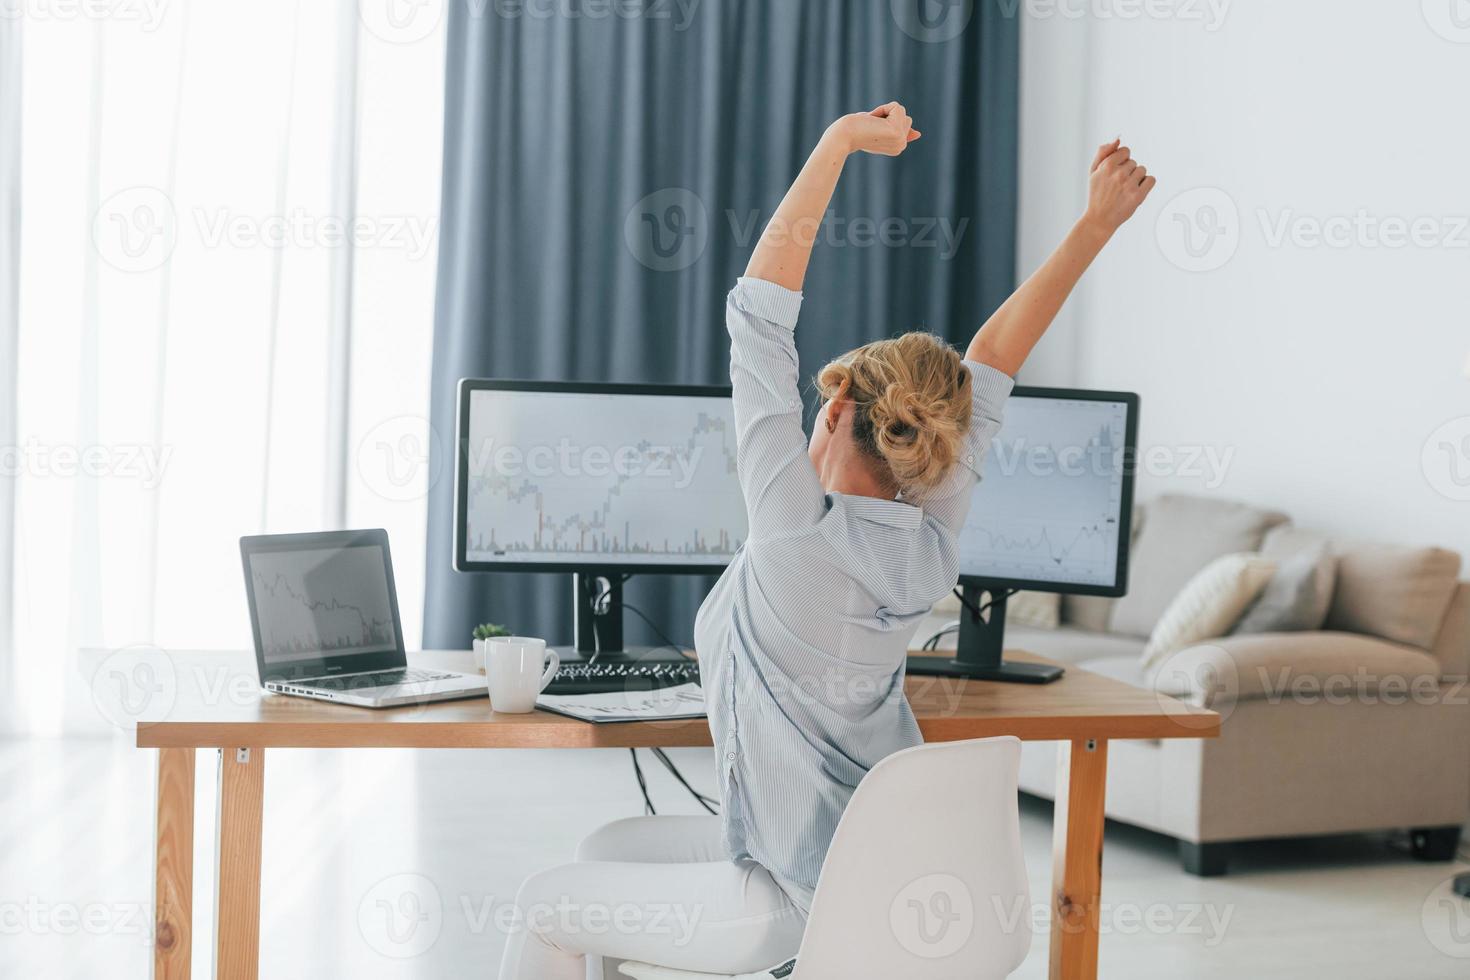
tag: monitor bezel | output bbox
[453,378,744,575]
[239,528,408,683]
[956,385,1140,599]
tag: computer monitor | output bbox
[454,379,747,662]
[908,387,1139,684]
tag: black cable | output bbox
[629,749,656,815]
[620,600,690,660]
[922,622,959,651]
[652,747,719,814]
[951,586,1018,620]
[587,574,689,660]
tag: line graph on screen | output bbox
[249,546,397,658]
[959,398,1128,588]
[464,389,749,565]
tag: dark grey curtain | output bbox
[424,0,1019,649]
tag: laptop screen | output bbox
[245,541,400,669]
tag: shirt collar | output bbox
[830,492,925,530]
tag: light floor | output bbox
[3,737,1468,979]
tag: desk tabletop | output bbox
[129,649,1219,749]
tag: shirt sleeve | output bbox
[910,360,1015,534]
[726,277,828,539]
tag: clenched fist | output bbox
[830,102,922,157]
[1084,138,1157,234]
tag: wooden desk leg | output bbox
[1049,737,1108,980]
[215,747,265,980]
[155,748,196,980]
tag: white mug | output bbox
[485,636,559,713]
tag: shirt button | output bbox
[966,454,975,464]
[726,752,736,761]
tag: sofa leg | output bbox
[1179,840,1229,876]
[1410,826,1462,862]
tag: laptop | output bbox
[240,528,487,708]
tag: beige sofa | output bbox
[921,494,1470,875]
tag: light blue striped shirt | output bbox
[693,277,1014,913]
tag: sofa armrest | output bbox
[1155,631,1447,707]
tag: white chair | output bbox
[619,736,1032,980]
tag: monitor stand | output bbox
[550,572,692,666]
[907,585,1064,684]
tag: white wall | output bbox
[1018,0,1470,562]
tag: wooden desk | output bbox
[137,649,1218,980]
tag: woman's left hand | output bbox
[1082,138,1157,234]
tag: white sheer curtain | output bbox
[3,0,445,734]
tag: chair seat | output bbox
[618,959,795,980]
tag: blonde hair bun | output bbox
[816,332,973,495]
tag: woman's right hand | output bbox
[832,103,921,157]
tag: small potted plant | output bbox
[472,623,511,672]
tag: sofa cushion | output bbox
[1232,536,1335,634]
[1109,495,1288,638]
[1005,626,1146,667]
[1431,584,1470,677]
[1141,554,1277,669]
[1151,632,1444,706]
[1325,542,1462,650]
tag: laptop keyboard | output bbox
[301,667,455,690]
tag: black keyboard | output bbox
[546,660,700,695]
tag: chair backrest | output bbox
[792,736,1031,980]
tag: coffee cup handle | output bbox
[539,651,561,693]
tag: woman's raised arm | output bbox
[744,103,921,291]
[966,138,1157,376]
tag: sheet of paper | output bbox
[537,682,707,723]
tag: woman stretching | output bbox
[499,103,1154,978]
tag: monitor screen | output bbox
[245,541,400,666]
[956,389,1137,595]
[455,382,749,572]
